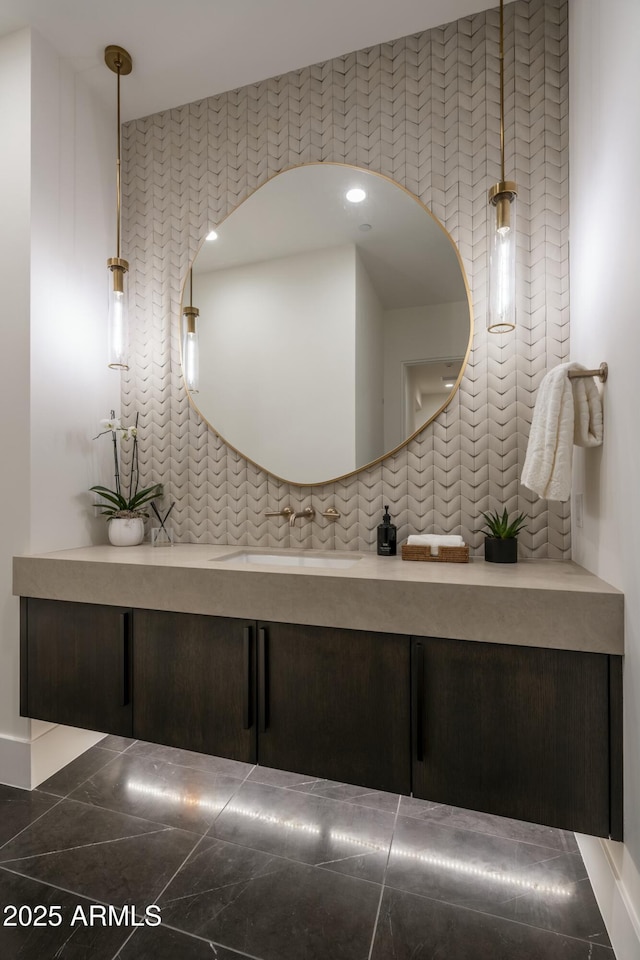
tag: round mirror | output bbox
[182,163,472,485]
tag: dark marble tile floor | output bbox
[0,737,615,960]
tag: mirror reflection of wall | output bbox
[184,163,472,485]
[403,358,464,438]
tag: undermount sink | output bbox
[214,550,362,570]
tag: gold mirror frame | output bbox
[181,162,474,487]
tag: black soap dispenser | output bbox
[377,505,397,556]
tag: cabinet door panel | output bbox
[133,610,256,763]
[258,622,410,794]
[412,637,610,836]
[22,598,133,736]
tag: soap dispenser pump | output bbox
[377,505,397,556]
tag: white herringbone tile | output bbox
[122,0,569,559]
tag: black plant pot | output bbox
[484,537,518,563]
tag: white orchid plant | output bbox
[91,411,162,520]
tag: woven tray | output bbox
[401,542,470,563]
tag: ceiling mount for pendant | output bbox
[104,45,133,76]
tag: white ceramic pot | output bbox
[108,517,145,547]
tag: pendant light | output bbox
[182,270,200,393]
[487,0,517,334]
[105,45,132,369]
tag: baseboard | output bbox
[0,726,104,790]
[0,734,31,789]
[576,834,640,960]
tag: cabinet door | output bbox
[257,622,410,794]
[21,598,133,736]
[133,610,256,763]
[411,636,611,836]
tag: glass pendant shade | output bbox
[107,259,129,369]
[183,307,200,393]
[487,183,517,333]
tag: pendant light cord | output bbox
[499,0,505,184]
[116,60,122,260]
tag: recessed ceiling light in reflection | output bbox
[206,230,219,241]
[442,378,456,389]
[346,188,366,203]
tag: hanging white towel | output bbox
[573,367,604,448]
[521,362,603,502]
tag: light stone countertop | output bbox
[13,544,624,655]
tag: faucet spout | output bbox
[290,506,316,526]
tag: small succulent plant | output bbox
[479,507,528,540]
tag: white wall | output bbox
[195,245,357,482]
[570,0,640,954]
[355,249,384,466]
[0,29,32,753]
[0,27,117,787]
[412,391,450,430]
[30,30,119,553]
[383,301,469,450]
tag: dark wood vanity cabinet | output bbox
[20,602,410,792]
[257,621,411,794]
[20,598,133,737]
[134,615,410,792]
[133,610,257,763]
[411,636,622,839]
[20,598,622,839]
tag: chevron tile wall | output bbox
[122,0,569,559]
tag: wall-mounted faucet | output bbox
[265,506,295,522]
[265,505,340,525]
[291,506,315,526]
[265,505,316,526]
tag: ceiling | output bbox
[0,0,494,121]
[192,164,467,308]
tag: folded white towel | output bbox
[407,534,465,556]
[573,368,604,448]
[521,362,603,502]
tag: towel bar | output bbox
[568,362,608,382]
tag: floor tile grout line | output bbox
[221,774,400,822]
[159,920,266,959]
[20,786,214,843]
[0,834,258,960]
[0,861,150,916]
[379,878,613,951]
[396,804,580,855]
[0,825,173,865]
[367,794,402,960]
[1,859,149,960]
[209,762,259,826]
[36,747,124,801]
[125,744,256,779]
[0,795,65,854]
[112,835,208,959]
[58,776,250,841]
[168,827,388,887]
